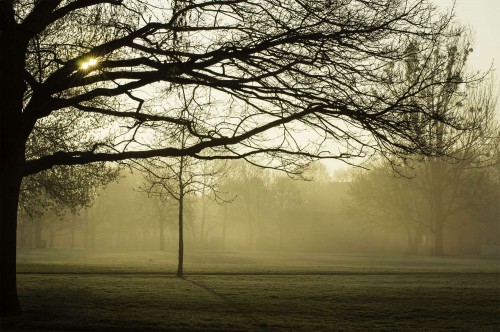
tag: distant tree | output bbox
[19,162,118,248]
[346,162,427,254]
[400,34,467,254]
[99,171,150,249]
[213,167,241,250]
[270,174,302,250]
[1,0,476,314]
[409,72,498,255]
[224,161,274,249]
[345,28,498,254]
[141,193,177,251]
[299,163,339,249]
[196,162,229,247]
[346,79,499,254]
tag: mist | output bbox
[3,0,500,329]
[17,159,499,257]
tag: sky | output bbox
[437,0,500,74]
[327,1,500,176]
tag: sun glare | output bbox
[80,58,98,70]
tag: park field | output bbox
[2,249,500,331]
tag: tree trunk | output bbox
[433,222,444,255]
[222,205,227,250]
[159,218,165,251]
[1,13,29,313]
[35,218,44,248]
[86,209,95,250]
[84,210,89,249]
[70,216,76,249]
[0,164,23,315]
[177,189,184,277]
[199,194,206,248]
[406,228,421,255]
[279,201,285,251]
[177,155,185,278]
[49,232,55,248]
[0,106,25,314]
[245,201,254,250]
[90,220,96,250]
[431,184,445,256]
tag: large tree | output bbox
[1,0,472,314]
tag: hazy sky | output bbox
[437,0,499,74]
[328,1,500,175]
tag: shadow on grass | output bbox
[180,276,269,329]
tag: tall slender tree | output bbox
[345,78,499,255]
[140,153,226,277]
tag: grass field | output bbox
[2,249,499,331]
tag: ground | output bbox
[2,249,499,331]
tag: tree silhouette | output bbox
[1,0,474,314]
[139,146,227,277]
[345,79,499,255]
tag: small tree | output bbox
[140,144,227,277]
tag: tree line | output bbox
[19,151,499,257]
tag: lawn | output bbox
[2,249,499,331]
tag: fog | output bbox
[17,159,499,256]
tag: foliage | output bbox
[19,163,119,219]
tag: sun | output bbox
[80,58,98,70]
